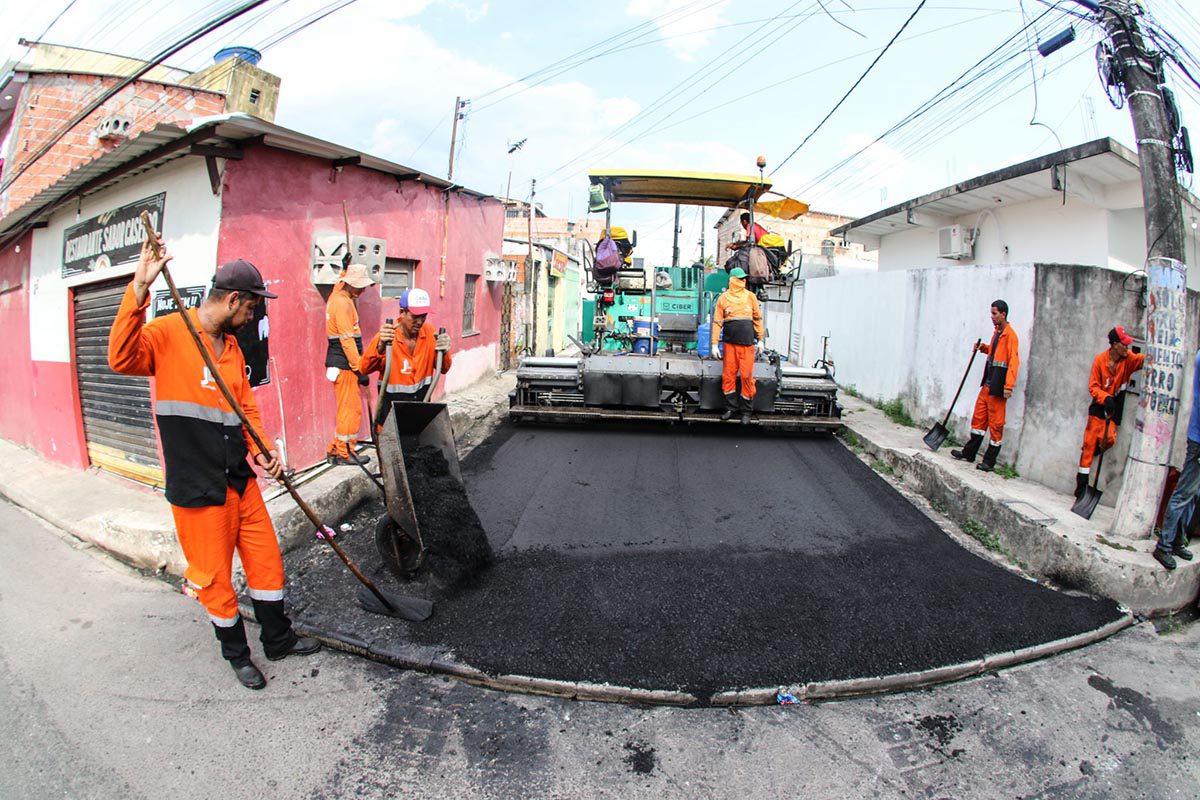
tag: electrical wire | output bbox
[1,0,274,195]
[772,0,927,174]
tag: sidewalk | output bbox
[840,395,1199,616]
[0,371,515,577]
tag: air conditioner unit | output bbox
[938,224,973,260]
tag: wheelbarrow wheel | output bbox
[375,516,424,579]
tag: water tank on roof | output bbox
[214,46,262,65]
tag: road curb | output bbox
[241,603,1132,708]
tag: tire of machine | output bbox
[374,516,425,579]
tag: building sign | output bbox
[151,284,271,388]
[551,250,568,278]
[62,193,166,277]
[152,286,205,316]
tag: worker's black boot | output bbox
[976,444,1001,472]
[721,392,738,421]
[213,617,265,690]
[740,394,753,426]
[253,598,321,661]
[951,433,984,463]
[1074,472,1090,500]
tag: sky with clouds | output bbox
[3,0,1199,265]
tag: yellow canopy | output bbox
[588,169,808,217]
[589,169,772,208]
[754,196,809,220]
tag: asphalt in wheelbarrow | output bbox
[281,423,1123,701]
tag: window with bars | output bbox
[381,258,417,298]
[463,274,479,334]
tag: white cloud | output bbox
[624,0,732,62]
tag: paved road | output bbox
[2,498,1198,799]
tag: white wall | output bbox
[30,159,221,362]
[878,196,1113,274]
[792,264,1036,450]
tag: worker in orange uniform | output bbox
[951,299,1020,472]
[325,263,376,466]
[108,237,319,691]
[1073,326,1145,500]
[710,266,764,425]
[359,287,452,415]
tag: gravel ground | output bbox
[281,423,1123,701]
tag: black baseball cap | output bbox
[213,259,278,298]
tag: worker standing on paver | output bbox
[108,236,319,690]
[360,287,452,410]
[325,263,376,466]
[1153,348,1200,570]
[952,299,1020,472]
[710,266,764,425]
[1073,326,1145,500]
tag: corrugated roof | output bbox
[0,113,494,247]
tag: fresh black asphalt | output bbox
[282,423,1123,700]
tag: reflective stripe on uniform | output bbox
[155,399,241,427]
[386,377,431,394]
[210,613,240,627]
[248,587,285,601]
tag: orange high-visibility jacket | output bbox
[108,283,268,508]
[360,324,453,399]
[325,283,363,372]
[979,324,1020,394]
[1087,350,1145,417]
[712,275,764,347]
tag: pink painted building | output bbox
[0,115,505,485]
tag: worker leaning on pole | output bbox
[108,235,319,691]
[1073,326,1145,501]
[710,266,764,425]
[359,287,452,413]
[951,299,1020,472]
[324,263,376,466]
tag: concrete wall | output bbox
[791,261,1197,499]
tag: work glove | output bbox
[356,371,370,387]
[1103,395,1116,415]
[435,332,451,352]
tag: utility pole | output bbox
[699,206,706,265]
[671,204,681,268]
[526,178,536,356]
[447,96,466,181]
[1069,0,1189,537]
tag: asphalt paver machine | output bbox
[509,168,842,432]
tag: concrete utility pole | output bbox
[527,178,536,356]
[1075,0,1190,537]
[672,204,681,268]
[700,207,706,264]
[447,97,466,181]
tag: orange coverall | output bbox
[711,275,765,403]
[325,282,365,458]
[360,323,454,404]
[108,284,284,626]
[970,323,1020,446]
[1078,350,1145,472]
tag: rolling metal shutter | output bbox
[73,278,164,487]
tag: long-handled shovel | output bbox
[924,339,982,451]
[1072,417,1113,520]
[140,213,431,621]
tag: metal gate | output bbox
[500,282,514,370]
[73,278,164,487]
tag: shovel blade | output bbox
[376,400,462,557]
[923,423,949,451]
[356,585,434,621]
[1071,486,1103,520]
